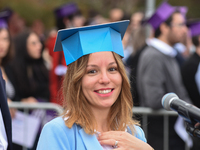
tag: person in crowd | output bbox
[126,25,149,106]
[0,68,12,150]
[182,20,200,110]
[5,8,26,39]
[45,2,85,104]
[31,19,46,45]
[0,12,15,147]
[137,2,191,149]
[36,20,154,150]
[7,29,50,149]
[122,11,145,67]
[109,8,124,22]
[173,6,190,67]
[5,30,50,150]
[181,20,200,150]
[6,30,49,103]
[31,19,52,71]
[0,14,16,118]
[130,11,144,31]
[86,9,109,26]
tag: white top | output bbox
[94,128,128,150]
[95,131,114,150]
[174,43,186,53]
[0,108,8,150]
[195,62,200,94]
[6,79,15,99]
[149,38,177,57]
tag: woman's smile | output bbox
[94,88,114,97]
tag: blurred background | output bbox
[1,0,200,31]
[1,0,200,149]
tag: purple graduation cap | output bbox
[0,7,13,29]
[147,2,175,30]
[54,2,78,18]
[0,19,7,28]
[0,7,13,21]
[177,6,188,17]
[187,21,200,37]
[53,20,130,65]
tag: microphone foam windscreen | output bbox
[161,93,179,110]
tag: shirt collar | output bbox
[149,38,177,57]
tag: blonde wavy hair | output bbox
[62,52,139,134]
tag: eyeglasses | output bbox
[170,22,186,27]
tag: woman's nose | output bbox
[99,72,110,84]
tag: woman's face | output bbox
[27,32,42,59]
[81,51,122,111]
[0,29,10,59]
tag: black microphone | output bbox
[162,93,200,124]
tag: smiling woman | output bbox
[36,20,154,150]
[81,51,122,110]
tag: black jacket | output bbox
[0,69,12,150]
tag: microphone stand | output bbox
[186,122,200,138]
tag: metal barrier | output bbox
[132,107,190,150]
[8,103,190,150]
[9,102,63,150]
[9,102,63,115]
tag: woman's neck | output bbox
[92,108,110,133]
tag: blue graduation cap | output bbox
[53,20,130,65]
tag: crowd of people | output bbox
[0,1,200,150]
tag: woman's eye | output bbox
[109,67,117,71]
[3,37,9,42]
[87,70,97,74]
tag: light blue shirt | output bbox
[37,117,147,150]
